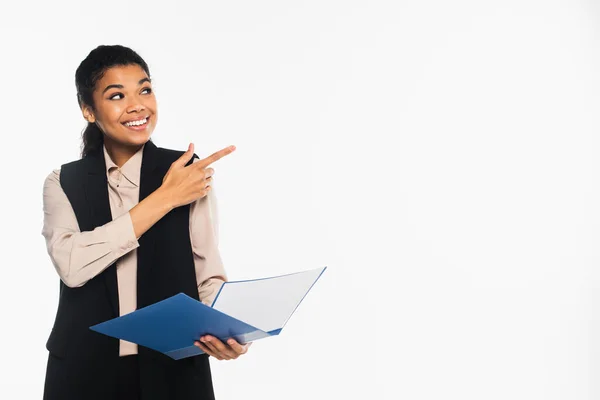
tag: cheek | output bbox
[96,104,124,125]
[107,105,126,122]
[147,98,158,114]
[147,100,158,122]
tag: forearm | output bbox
[44,187,175,287]
[44,170,143,287]
[129,187,174,239]
[45,213,139,287]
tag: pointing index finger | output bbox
[196,145,236,168]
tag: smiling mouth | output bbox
[122,116,150,127]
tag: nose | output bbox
[127,103,145,113]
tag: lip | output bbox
[122,115,151,131]
[122,115,150,124]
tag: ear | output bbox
[81,105,96,123]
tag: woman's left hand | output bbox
[194,335,252,360]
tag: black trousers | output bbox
[44,351,214,399]
[118,355,140,400]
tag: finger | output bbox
[202,168,215,186]
[171,143,195,169]
[205,337,235,359]
[204,336,237,359]
[198,336,224,358]
[195,145,236,169]
[203,340,230,360]
[195,340,221,360]
[204,176,213,189]
[226,338,249,355]
[195,341,221,360]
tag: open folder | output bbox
[90,267,326,360]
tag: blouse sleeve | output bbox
[189,159,228,306]
[42,169,139,288]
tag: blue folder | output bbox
[90,267,326,359]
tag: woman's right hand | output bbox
[160,143,236,209]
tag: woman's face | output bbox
[83,64,157,149]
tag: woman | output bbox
[41,44,249,400]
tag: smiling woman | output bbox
[76,54,157,163]
[41,45,244,400]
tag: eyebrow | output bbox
[102,77,151,94]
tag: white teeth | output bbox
[124,118,147,127]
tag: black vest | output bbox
[43,141,215,400]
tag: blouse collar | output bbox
[102,143,145,187]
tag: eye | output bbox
[141,87,153,95]
[108,93,123,100]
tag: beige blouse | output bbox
[42,144,227,356]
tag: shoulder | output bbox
[54,157,94,193]
[60,156,90,172]
[43,155,92,193]
[43,168,61,187]
[42,169,66,204]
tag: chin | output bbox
[103,122,155,149]
[130,136,152,147]
[126,130,153,144]
[110,134,151,149]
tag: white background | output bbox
[1,0,600,399]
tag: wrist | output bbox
[153,186,176,213]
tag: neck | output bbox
[103,137,144,167]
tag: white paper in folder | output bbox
[210,267,327,334]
